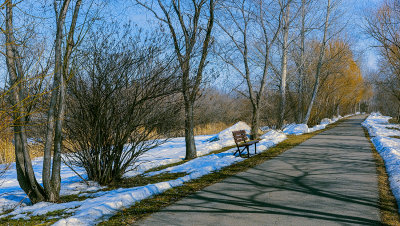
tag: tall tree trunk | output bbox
[4,0,80,203]
[251,105,259,140]
[337,105,340,116]
[278,1,290,129]
[298,0,306,123]
[303,0,331,125]
[4,0,46,203]
[184,99,196,160]
[50,0,81,202]
[43,0,72,202]
[397,106,400,122]
[242,17,258,139]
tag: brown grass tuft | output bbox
[193,122,231,135]
[0,138,14,164]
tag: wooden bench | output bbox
[232,130,259,157]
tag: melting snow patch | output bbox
[363,113,400,211]
[205,121,251,143]
[320,118,333,125]
[283,124,309,135]
[0,115,346,224]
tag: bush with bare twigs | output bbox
[64,26,180,185]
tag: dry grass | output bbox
[364,128,400,225]
[0,139,44,164]
[0,209,63,225]
[0,139,14,164]
[194,122,231,135]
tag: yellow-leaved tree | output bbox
[306,40,372,124]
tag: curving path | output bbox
[137,115,380,225]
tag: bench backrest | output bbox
[232,130,248,145]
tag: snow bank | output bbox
[205,121,251,143]
[283,115,344,135]
[0,122,287,225]
[362,113,400,210]
[320,118,333,125]
[0,114,347,224]
[309,124,326,133]
[283,124,309,135]
[148,130,287,178]
[56,150,251,225]
[55,127,287,225]
[0,122,252,216]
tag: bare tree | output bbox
[366,0,400,118]
[217,0,282,139]
[4,0,45,203]
[277,0,291,128]
[303,0,331,124]
[136,0,215,160]
[294,0,308,123]
[2,0,83,203]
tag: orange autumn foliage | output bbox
[309,40,372,123]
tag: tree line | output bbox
[366,0,400,121]
[0,0,372,204]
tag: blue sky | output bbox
[0,0,383,88]
[341,0,383,71]
[112,0,383,73]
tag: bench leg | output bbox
[241,147,246,157]
[234,147,240,156]
[247,146,250,158]
[255,143,257,155]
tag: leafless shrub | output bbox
[64,25,180,185]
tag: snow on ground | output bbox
[147,132,287,178]
[0,121,251,214]
[362,112,400,210]
[283,124,309,135]
[54,129,287,225]
[0,116,346,225]
[0,157,101,214]
[124,121,251,178]
[283,115,343,135]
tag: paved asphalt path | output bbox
[137,115,380,225]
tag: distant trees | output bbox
[366,0,400,119]
[64,26,180,185]
[309,41,370,122]
[216,0,366,128]
[0,0,375,203]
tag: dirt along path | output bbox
[137,115,380,226]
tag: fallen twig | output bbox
[61,156,90,186]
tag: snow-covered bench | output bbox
[232,130,259,157]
